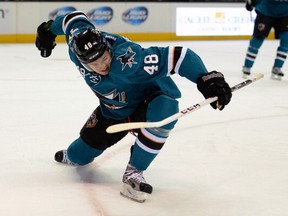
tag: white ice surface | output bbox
[0,40,288,216]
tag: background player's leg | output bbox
[271,31,288,80]
[242,36,265,77]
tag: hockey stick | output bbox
[106,73,264,133]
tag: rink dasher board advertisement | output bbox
[176,7,257,36]
[0,2,264,42]
[0,2,16,34]
[0,2,171,34]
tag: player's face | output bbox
[88,51,112,75]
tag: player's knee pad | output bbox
[67,137,103,165]
[146,95,179,131]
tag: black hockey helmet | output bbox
[73,28,110,64]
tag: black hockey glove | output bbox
[35,20,57,57]
[245,0,257,11]
[197,71,232,111]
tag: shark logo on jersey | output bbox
[93,89,127,109]
[116,47,137,70]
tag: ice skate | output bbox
[271,67,284,80]
[54,150,79,166]
[120,164,153,203]
[242,66,251,79]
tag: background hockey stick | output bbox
[106,73,264,133]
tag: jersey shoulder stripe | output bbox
[167,46,187,76]
[62,11,90,34]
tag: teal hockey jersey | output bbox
[50,11,208,120]
[256,0,288,17]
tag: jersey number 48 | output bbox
[144,54,159,75]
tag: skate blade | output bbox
[120,183,147,203]
[270,74,282,81]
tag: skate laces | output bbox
[62,150,78,166]
[122,164,153,195]
[124,166,146,184]
[62,151,70,163]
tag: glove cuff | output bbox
[198,71,224,83]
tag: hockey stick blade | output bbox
[106,73,264,133]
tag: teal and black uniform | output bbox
[256,0,288,18]
[49,11,208,170]
[244,0,288,70]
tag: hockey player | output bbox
[242,0,288,80]
[35,11,232,202]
